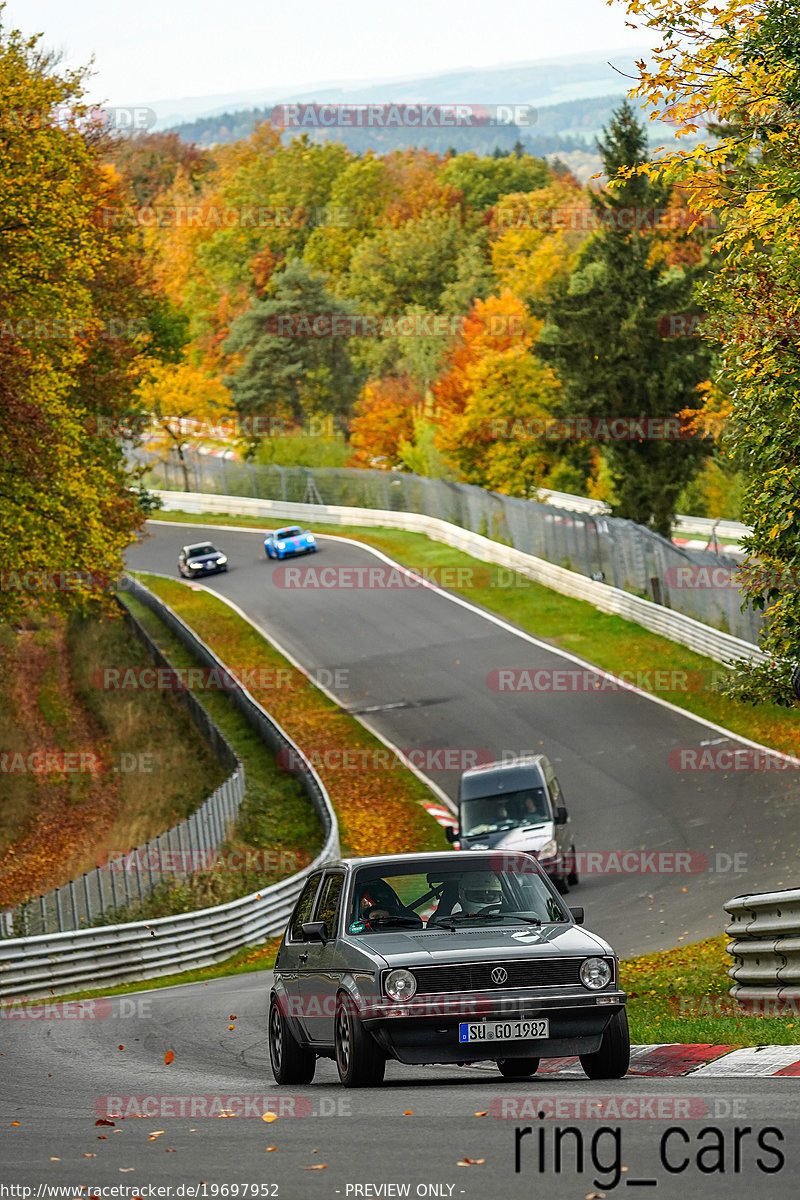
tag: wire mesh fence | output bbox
[134,448,765,645]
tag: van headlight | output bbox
[580,958,612,990]
[538,838,558,858]
[384,969,417,1001]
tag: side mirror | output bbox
[301,920,328,944]
[569,906,584,924]
[445,825,458,843]
[555,806,568,825]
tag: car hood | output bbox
[187,553,222,564]
[461,821,554,851]
[355,923,611,969]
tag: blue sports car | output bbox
[264,525,318,560]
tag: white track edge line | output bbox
[148,519,800,767]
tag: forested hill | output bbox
[166,93,631,156]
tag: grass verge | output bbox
[129,574,448,859]
[108,592,325,920]
[151,510,800,756]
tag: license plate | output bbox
[458,1019,549,1043]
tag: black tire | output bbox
[335,993,386,1088]
[269,996,316,1085]
[567,844,579,888]
[579,1008,630,1080]
[554,875,570,895]
[498,1058,539,1078]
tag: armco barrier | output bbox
[1,592,244,939]
[725,889,800,1013]
[0,577,339,998]
[152,488,765,668]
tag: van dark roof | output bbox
[459,754,549,800]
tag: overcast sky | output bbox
[3,0,648,105]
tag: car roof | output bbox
[184,542,217,553]
[458,754,550,800]
[316,850,538,872]
[275,525,303,534]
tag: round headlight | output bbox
[580,957,612,990]
[384,968,417,1001]
[277,541,286,550]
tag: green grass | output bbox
[111,592,325,919]
[130,574,449,858]
[622,934,800,1046]
[151,509,800,756]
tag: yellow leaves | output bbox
[262,1112,279,1123]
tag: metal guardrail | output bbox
[152,488,764,668]
[536,488,750,544]
[725,889,800,1013]
[1,588,244,940]
[0,578,340,998]
[135,450,765,644]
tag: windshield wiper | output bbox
[432,913,542,930]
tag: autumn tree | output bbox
[432,292,562,495]
[223,258,362,442]
[348,376,420,469]
[539,101,711,536]
[0,9,152,622]
[615,0,800,701]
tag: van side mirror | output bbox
[301,920,328,944]
[555,806,568,825]
[569,906,584,924]
[445,825,458,843]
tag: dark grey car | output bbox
[268,851,628,1088]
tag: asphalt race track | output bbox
[5,521,800,1200]
[3,973,800,1200]
[126,522,800,956]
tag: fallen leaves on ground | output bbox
[164,1051,175,1065]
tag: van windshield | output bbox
[461,787,551,837]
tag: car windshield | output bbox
[187,544,216,558]
[461,787,551,837]
[276,527,302,538]
[347,856,568,933]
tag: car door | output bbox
[279,872,324,1022]
[547,773,572,865]
[294,869,346,1046]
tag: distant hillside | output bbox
[145,48,649,130]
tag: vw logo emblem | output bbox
[491,967,508,985]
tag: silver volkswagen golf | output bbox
[268,851,628,1088]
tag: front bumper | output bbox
[363,989,626,1065]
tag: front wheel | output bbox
[335,993,386,1088]
[579,1008,630,1080]
[269,996,316,1085]
[497,1058,539,1078]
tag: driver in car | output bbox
[428,872,504,924]
[356,880,422,929]
[457,871,504,915]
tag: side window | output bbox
[289,874,322,941]
[547,777,560,808]
[315,872,345,937]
